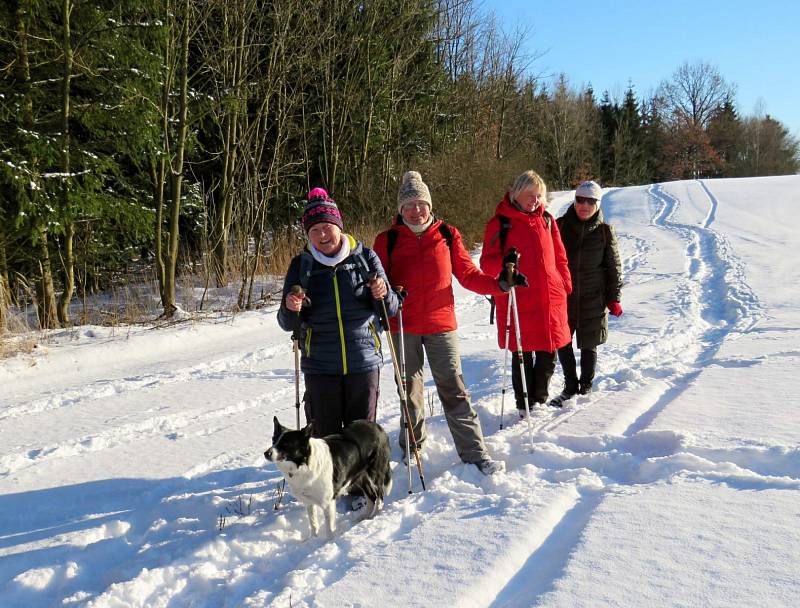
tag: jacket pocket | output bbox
[368,321,381,354]
[304,327,313,357]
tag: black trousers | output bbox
[303,368,380,438]
[511,350,556,409]
[557,343,597,388]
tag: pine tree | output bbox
[640,95,669,182]
[707,97,742,176]
[612,84,647,185]
[1,0,163,326]
[597,91,618,183]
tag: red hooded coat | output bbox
[374,218,502,334]
[480,195,572,352]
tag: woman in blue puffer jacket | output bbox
[277,188,398,438]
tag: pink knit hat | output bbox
[301,188,343,233]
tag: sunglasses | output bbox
[575,196,598,205]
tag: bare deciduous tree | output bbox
[0,230,9,332]
[55,0,75,326]
[152,0,193,318]
[659,61,734,129]
[540,75,596,188]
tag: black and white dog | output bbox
[264,417,392,539]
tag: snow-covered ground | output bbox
[2,176,799,607]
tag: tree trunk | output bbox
[57,223,75,325]
[161,0,191,317]
[56,0,74,325]
[0,233,9,332]
[151,157,167,302]
[14,0,58,329]
[212,112,238,287]
[212,21,243,288]
[36,234,59,329]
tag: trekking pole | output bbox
[275,285,305,511]
[509,283,535,451]
[499,295,513,430]
[396,291,413,495]
[289,285,307,431]
[292,332,301,429]
[371,275,426,492]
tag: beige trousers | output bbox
[393,331,488,464]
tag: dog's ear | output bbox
[302,423,313,438]
[273,416,283,432]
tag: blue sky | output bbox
[483,0,800,136]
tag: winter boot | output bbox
[578,381,593,395]
[351,495,368,513]
[475,458,505,476]
[402,449,426,468]
[549,379,579,407]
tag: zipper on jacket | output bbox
[576,221,584,331]
[304,327,313,357]
[537,213,554,350]
[333,272,348,374]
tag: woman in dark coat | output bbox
[550,180,623,406]
[277,188,399,437]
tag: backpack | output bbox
[297,248,372,292]
[487,211,553,324]
[384,215,454,275]
[490,212,552,252]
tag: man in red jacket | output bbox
[374,171,524,475]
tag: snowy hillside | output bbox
[2,177,799,607]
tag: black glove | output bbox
[497,248,528,292]
[497,268,528,292]
[393,286,408,304]
[502,248,520,268]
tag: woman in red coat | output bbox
[373,171,521,475]
[480,170,572,415]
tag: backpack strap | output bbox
[298,245,373,292]
[492,212,551,254]
[385,229,399,276]
[488,214,513,253]
[386,214,403,255]
[385,217,454,275]
[352,250,373,286]
[298,250,314,291]
[487,215,513,326]
[437,221,454,249]
[487,212,549,325]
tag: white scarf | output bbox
[404,216,435,234]
[309,235,352,267]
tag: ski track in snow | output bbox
[1,182,796,607]
[0,342,288,422]
[0,341,301,481]
[463,180,784,608]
